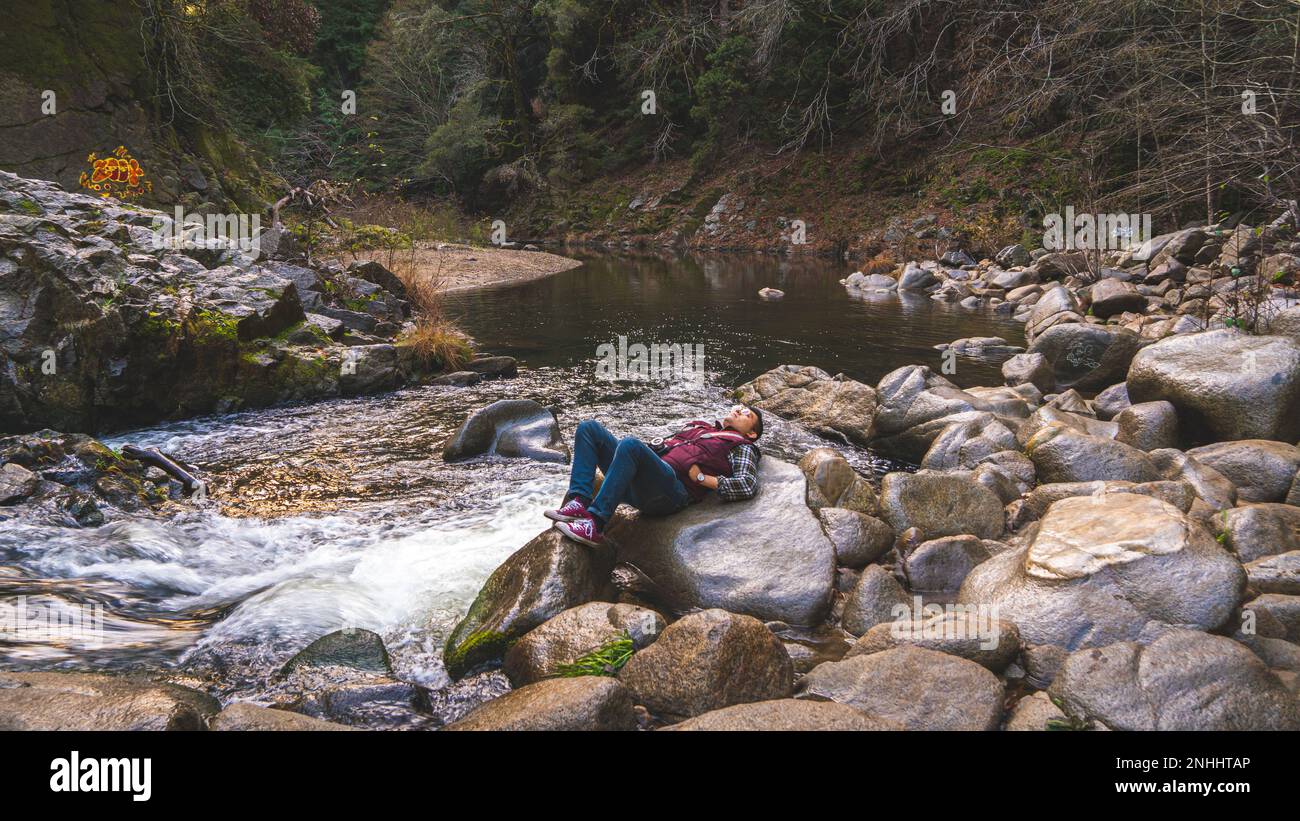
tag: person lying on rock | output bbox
[546,405,764,547]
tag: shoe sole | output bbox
[544,510,583,523]
[554,521,602,548]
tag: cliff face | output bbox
[0,1,272,212]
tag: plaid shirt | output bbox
[716,442,761,501]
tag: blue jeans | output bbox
[567,420,691,526]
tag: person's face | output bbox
[724,405,759,438]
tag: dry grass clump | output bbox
[388,251,473,371]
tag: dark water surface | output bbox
[0,251,1024,724]
[447,251,1025,389]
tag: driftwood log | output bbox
[121,445,207,497]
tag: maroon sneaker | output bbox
[555,517,603,547]
[545,497,589,523]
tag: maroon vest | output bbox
[658,421,751,501]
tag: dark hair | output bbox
[749,406,764,439]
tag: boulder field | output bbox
[441,311,1300,729]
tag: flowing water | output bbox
[0,251,1025,724]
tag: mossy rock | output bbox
[282,628,393,676]
[443,529,616,680]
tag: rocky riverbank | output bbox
[0,171,525,436]
[427,213,1300,732]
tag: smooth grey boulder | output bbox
[662,698,900,731]
[1025,426,1161,484]
[211,703,356,731]
[841,565,911,637]
[1245,551,1300,595]
[1002,352,1054,393]
[958,493,1246,650]
[796,646,1004,730]
[502,602,664,686]
[1127,329,1300,442]
[443,528,615,679]
[1147,448,1237,511]
[818,507,894,568]
[898,262,938,290]
[1024,283,1084,342]
[901,535,993,593]
[1218,504,1300,563]
[846,611,1020,672]
[1048,629,1300,730]
[442,399,569,463]
[1026,323,1143,392]
[1017,406,1117,446]
[735,365,879,445]
[1114,400,1179,451]
[877,471,1004,540]
[920,412,1019,471]
[1093,382,1131,420]
[608,458,835,625]
[444,677,637,731]
[339,344,399,396]
[0,671,219,731]
[798,447,878,514]
[870,365,984,460]
[1186,439,1300,503]
[461,355,518,378]
[1089,278,1147,318]
[618,609,793,722]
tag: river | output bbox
[0,250,1025,725]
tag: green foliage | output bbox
[550,632,635,678]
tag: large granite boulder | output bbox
[1147,448,1238,511]
[0,671,219,731]
[869,365,981,461]
[1089,278,1147,318]
[1114,400,1179,451]
[920,412,1019,471]
[797,447,878,513]
[502,602,665,686]
[1025,426,1161,484]
[1186,439,1300,503]
[1049,629,1300,730]
[958,493,1246,649]
[846,611,1021,672]
[442,399,569,463]
[606,458,835,625]
[1026,323,1143,393]
[1002,352,1054,393]
[734,365,878,445]
[1127,329,1300,442]
[662,698,900,730]
[442,528,615,679]
[817,507,894,568]
[796,646,1004,730]
[443,677,637,731]
[1024,283,1084,342]
[618,609,793,722]
[1218,504,1300,563]
[877,471,1004,540]
[841,564,912,637]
